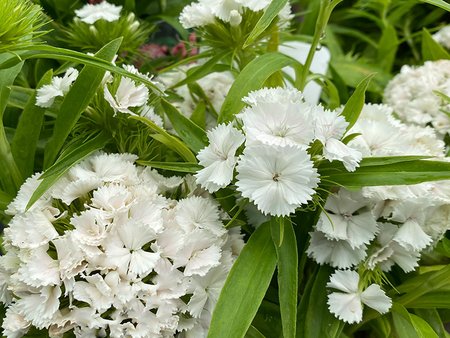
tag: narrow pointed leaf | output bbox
[392,304,439,338]
[43,38,122,168]
[208,222,277,338]
[136,161,201,173]
[219,52,295,123]
[422,28,450,61]
[341,73,375,132]
[419,0,450,11]
[161,99,207,153]
[11,70,53,179]
[270,217,298,338]
[244,0,289,48]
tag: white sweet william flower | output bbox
[74,2,122,24]
[179,2,215,29]
[239,87,315,149]
[36,68,79,108]
[314,108,362,171]
[104,77,149,115]
[2,304,30,338]
[307,231,367,268]
[236,144,319,216]
[327,270,391,324]
[195,124,245,192]
[433,25,450,50]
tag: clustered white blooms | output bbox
[103,64,164,127]
[158,66,234,130]
[0,152,244,338]
[195,87,362,217]
[74,1,122,24]
[306,104,450,324]
[36,68,79,108]
[433,25,450,50]
[383,60,450,136]
[179,0,292,29]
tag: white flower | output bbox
[327,270,391,324]
[317,189,378,248]
[236,144,319,216]
[239,87,315,149]
[2,304,30,338]
[140,105,164,127]
[179,2,215,29]
[307,231,367,268]
[36,68,79,108]
[383,60,450,136]
[195,124,245,192]
[74,2,122,24]
[104,77,149,115]
[433,25,450,50]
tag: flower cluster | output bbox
[307,104,450,324]
[179,0,292,28]
[0,153,243,338]
[383,60,450,136]
[195,87,362,217]
[433,25,450,50]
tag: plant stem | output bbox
[298,0,343,91]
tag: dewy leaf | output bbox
[43,38,122,168]
[270,217,298,338]
[244,0,289,48]
[161,99,207,153]
[341,73,375,133]
[421,28,450,61]
[218,52,295,123]
[208,222,277,338]
[27,131,111,209]
[11,70,53,179]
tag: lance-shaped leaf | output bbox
[208,221,277,338]
[44,38,122,168]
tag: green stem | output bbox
[298,0,343,91]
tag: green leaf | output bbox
[419,0,450,11]
[358,156,432,167]
[7,86,32,109]
[340,73,375,132]
[297,266,344,338]
[136,161,201,173]
[11,70,53,179]
[270,217,298,338]
[218,52,295,123]
[26,131,111,209]
[422,28,450,61]
[435,237,450,258]
[0,57,24,195]
[244,0,289,48]
[130,116,196,163]
[321,159,450,188]
[160,99,207,153]
[44,38,122,168]
[377,23,398,72]
[245,326,266,338]
[171,52,230,88]
[414,309,450,338]
[392,304,439,338]
[208,222,277,338]
[0,188,13,211]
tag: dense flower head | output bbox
[383,60,450,136]
[179,0,292,29]
[194,87,361,217]
[74,1,122,24]
[0,153,243,338]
